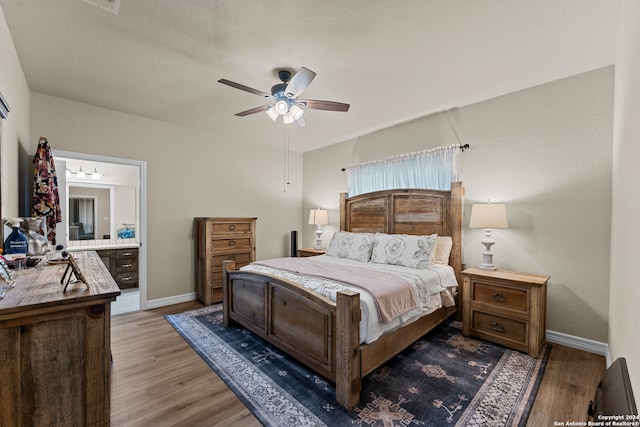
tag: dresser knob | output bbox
[228,225,236,231]
[228,240,236,246]
[490,322,505,333]
[491,292,506,303]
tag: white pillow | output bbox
[371,233,437,269]
[433,236,453,265]
[325,232,375,262]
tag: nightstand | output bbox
[461,268,549,358]
[296,248,326,257]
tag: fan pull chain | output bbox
[283,125,291,192]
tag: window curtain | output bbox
[345,144,463,197]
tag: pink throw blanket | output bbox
[253,258,418,323]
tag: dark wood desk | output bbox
[0,251,120,426]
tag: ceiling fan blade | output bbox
[218,79,272,98]
[235,105,272,117]
[299,99,350,112]
[285,67,316,98]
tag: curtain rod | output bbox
[340,143,469,172]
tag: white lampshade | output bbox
[76,167,86,179]
[469,204,509,229]
[308,208,328,225]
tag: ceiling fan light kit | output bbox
[218,67,350,127]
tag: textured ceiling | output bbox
[1,0,622,152]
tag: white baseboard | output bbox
[546,329,609,359]
[142,292,196,310]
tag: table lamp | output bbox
[469,202,509,271]
[308,208,328,249]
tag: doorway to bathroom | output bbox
[54,150,146,314]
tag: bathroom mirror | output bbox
[67,185,112,241]
[68,196,97,240]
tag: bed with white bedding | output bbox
[222,183,464,410]
[242,254,457,344]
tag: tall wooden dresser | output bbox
[195,217,256,304]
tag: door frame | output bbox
[54,150,148,309]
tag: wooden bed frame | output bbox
[222,182,463,409]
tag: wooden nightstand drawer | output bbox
[472,311,527,345]
[472,282,528,312]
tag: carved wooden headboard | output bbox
[339,182,464,285]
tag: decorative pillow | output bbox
[325,232,375,262]
[433,236,453,265]
[371,233,437,269]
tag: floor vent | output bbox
[81,0,121,15]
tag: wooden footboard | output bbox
[222,260,362,409]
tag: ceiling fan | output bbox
[218,67,350,127]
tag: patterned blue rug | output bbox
[166,305,549,427]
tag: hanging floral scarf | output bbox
[31,137,62,244]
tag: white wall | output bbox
[610,0,640,397]
[304,67,614,343]
[29,93,303,301]
[0,7,30,219]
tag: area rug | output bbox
[166,305,549,427]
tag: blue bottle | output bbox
[3,218,28,255]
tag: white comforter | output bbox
[240,255,457,344]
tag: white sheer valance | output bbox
[345,144,464,197]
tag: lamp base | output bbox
[314,226,324,250]
[478,231,497,271]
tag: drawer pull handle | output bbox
[121,263,132,268]
[492,292,506,303]
[228,255,236,260]
[121,252,132,257]
[491,322,505,333]
[121,276,133,281]
[228,240,236,246]
[228,225,236,231]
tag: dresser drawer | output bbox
[471,311,527,345]
[211,237,252,252]
[211,286,223,303]
[211,222,253,235]
[115,248,137,259]
[211,252,252,272]
[116,271,138,288]
[115,257,137,272]
[472,282,528,312]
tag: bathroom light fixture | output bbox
[92,168,102,180]
[66,166,102,180]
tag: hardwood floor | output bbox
[111,303,606,426]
